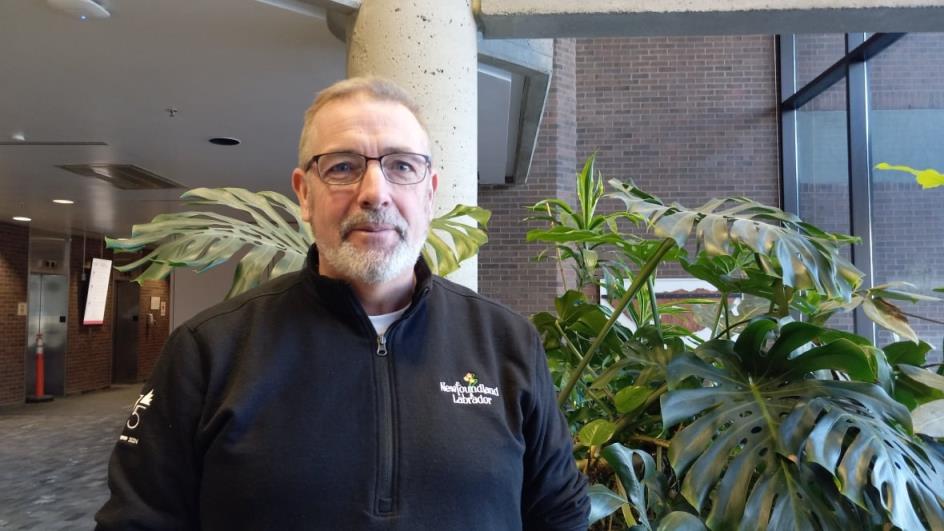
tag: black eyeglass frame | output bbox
[304,151,432,185]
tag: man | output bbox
[96,77,589,530]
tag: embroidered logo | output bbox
[440,374,500,405]
[125,389,154,430]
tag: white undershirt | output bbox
[367,305,409,335]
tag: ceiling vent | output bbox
[57,164,183,190]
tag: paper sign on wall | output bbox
[150,296,161,310]
[83,258,112,325]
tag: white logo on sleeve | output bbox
[440,372,500,405]
[125,389,155,430]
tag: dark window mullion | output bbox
[846,32,876,343]
[778,35,800,215]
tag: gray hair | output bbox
[297,76,430,168]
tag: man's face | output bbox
[291,96,438,286]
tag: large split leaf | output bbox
[607,181,862,301]
[107,187,489,298]
[423,203,490,276]
[662,319,944,530]
[781,396,944,530]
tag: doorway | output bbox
[112,281,140,383]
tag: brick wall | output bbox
[137,280,170,381]
[478,39,578,316]
[65,237,114,394]
[576,36,781,210]
[478,36,783,316]
[0,222,29,405]
[575,35,781,279]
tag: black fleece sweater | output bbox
[95,248,589,530]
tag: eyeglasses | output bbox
[305,151,431,186]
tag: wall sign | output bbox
[83,258,112,325]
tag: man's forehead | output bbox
[310,97,430,152]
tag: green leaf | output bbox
[587,484,627,525]
[655,512,706,531]
[911,399,944,437]
[108,188,487,298]
[578,419,617,447]
[884,341,932,366]
[608,180,862,300]
[661,317,932,531]
[601,444,661,530]
[614,385,651,414]
[783,396,944,531]
[898,364,944,395]
[862,297,919,343]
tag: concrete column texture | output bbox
[347,0,479,290]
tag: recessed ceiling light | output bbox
[46,0,111,20]
[52,199,75,204]
[13,216,31,222]
[209,137,241,146]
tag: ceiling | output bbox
[0,0,347,238]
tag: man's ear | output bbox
[291,168,312,222]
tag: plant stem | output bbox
[722,296,731,339]
[546,203,571,293]
[898,310,944,326]
[715,316,755,338]
[711,298,724,338]
[647,276,663,338]
[628,435,671,449]
[552,323,618,416]
[557,239,677,406]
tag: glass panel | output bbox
[797,78,854,332]
[795,33,846,89]
[869,33,944,360]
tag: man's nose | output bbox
[356,160,392,209]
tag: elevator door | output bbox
[112,281,140,383]
[25,274,68,396]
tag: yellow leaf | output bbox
[915,169,944,189]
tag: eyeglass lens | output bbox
[317,153,428,185]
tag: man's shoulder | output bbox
[181,270,303,332]
[429,275,532,329]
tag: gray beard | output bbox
[318,208,426,285]
[319,235,424,285]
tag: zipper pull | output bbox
[376,334,388,357]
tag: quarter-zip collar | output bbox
[300,245,433,325]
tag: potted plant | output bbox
[527,155,944,530]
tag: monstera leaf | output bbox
[424,203,490,276]
[607,181,862,301]
[661,319,944,530]
[107,187,489,298]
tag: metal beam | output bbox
[782,32,903,111]
[477,1,944,38]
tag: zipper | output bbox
[373,330,395,515]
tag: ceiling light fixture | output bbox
[52,199,75,205]
[13,216,32,222]
[11,132,26,142]
[46,0,111,20]
[209,137,241,146]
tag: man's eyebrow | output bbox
[318,146,424,155]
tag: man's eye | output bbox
[327,161,354,173]
[389,159,416,173]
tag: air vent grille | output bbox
[57,164,183,190]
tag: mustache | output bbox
[339,209,408,240]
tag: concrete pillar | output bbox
[347,0,479,290]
